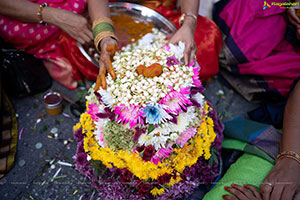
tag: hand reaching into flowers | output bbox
[94,37,117,91]
[169,18,197,66]
[169,0,199,66]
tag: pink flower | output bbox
[192,67,202,87]
[159,86,192,115]
[87,103,99,121]
[150,147,173,164]
[176,128,197,147]
[114,104,144,129]
[188,60,195,67]
[94,125,105,147]
[162,45,170,51]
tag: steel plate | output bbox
[77,2,177,67]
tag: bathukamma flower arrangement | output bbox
[74,29,224,199]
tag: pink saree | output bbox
[214,0,300,102]
[0,0,87,89]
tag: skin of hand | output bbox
[260,158,300,200]
[43,7,93,44]
[94,36,117,91]
[260,81,300,200]
[168,18,197,66]
[0,0,93,44]
[287,0,300,40]
[223,184,262,200]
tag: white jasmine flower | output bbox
[169,41,185,60]
[99,89,115,107]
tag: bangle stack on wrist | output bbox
[37,2,47,26]
[276,151,300,165]
[92,17,118,52]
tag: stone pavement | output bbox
[0,76,258,200]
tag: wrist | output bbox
[182,17,197,32]
[43,7,59,25]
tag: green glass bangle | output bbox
[93,22,115,39]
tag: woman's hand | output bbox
[260,158,300,200]
[223,184,262,200]
[95,37,117,91]
[287,1,300,40]
[44,7,93,44]
[169,18,197,65]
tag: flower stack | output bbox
[74,29,224,199]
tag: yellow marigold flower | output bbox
[73,123,81,132]
[150,187,165,197]
[80,105,218,181]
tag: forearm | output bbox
[281,81,300,155]
[0,0,41,23]
[180,0,199,31]
[0,0,61,26]
[87,0,110,22]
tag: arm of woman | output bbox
[0,0,92,44]
[169,0,199,65]
[87,0,117,90]
[261,81,300,200]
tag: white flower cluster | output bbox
[138,106,202,150]
[99,28,195,108]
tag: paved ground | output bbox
[0,75,258,200]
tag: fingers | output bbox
[189,48,197,66]
[244,184,262,200]
[84,28,93,41]
[260,182,273,200]
[222,194,238,200]
[287,9,300,28]
[106,58,116,80]
[94,74,101,92]
[184,44,197,66]
[76,37,85,44]
[231,184,256,199]
[281,186,296,200]
[224,185,248,200]
[99,60,107,89]
[269,184,284,200]
[80,32,92,43]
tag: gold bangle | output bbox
[92,17,113,30]
[94,31,118,52]
[179,12,197,27]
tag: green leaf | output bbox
[55,120,60,125]
[147,124,155,134]
[94,167,99,178]
[208,147,219,167]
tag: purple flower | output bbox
[74,128,83,142]
[75,152,88,166]
[166,55,180,67]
